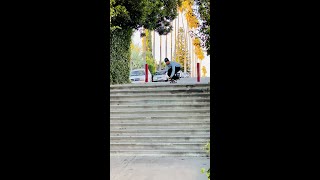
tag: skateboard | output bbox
[169,72,180,83]
[169,79,177,83]
[169,76,179,83]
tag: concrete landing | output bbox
[111,77,210,87]
[110,156,210,180]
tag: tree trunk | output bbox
[142,28,147,67]
[174,17,177,62]
[166,34,167,59]
[190,34,192,76]
[177,11,179,62]
[191,38,196,77]
[185,15,188,73]
[153,31,157,70]
[153,31,155,58]
[171,22,173,62]
[181,12,187,73]
[159,35,162,71]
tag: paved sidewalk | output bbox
[111,156,210,180]
[111,77,210,87]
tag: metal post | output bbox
[197,63,200,82]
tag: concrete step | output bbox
[111,129,210,136]
[110,109,210,116]
[110,93,210,100]
[110,83,210,157]
[110,84,210,90]
[110,122,210,129]
[110,114,210,121]
[110,88,210,95]
[110,142,206,150]
[110,136,210,143]
[110,104,210,111]
[110,99,211,105]
[110,150,209,157]
[110,118,210,123]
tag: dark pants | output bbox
[168,67,181,80]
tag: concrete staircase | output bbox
[110,83,210,157]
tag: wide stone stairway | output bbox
[110,83,210,156]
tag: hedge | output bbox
[110,28,133,85]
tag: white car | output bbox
[153,70,168,82]
[181,72,190,78]
[130,69,152,83]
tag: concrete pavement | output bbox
[110,77,211,180]
[111,156,210,180]
[112,77,210,87]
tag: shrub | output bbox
[110,29,133,85]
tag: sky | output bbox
[131,12,210,77]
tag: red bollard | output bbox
[197,63,200,82]
[145,64,148,82]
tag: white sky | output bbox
[131,12,210,77]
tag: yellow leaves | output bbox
[145,30,149,51]
[130,42,141,52]
[179,1,189,12]
[178,0,199,29]
[177,1,204,61]
[195,47,204,60]
[202,66,207,77]
[193,38,204,60]
[142,36,146,52]
[178,0,191,12]
[193,38,201,47]
[186,11,199,29]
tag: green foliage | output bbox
[194,0,210,55]
[110,29,133,85]
[161,62,166,70]
[145,30,153,52]
[110,0,125,31]
[111,0,182,35]
[145,30,156,75]
[130,43,144,69]
[201,141,210,180]
[201,168,210,180]
[111,0,182,85]
[203,141,210,155]
[146,51,156,75]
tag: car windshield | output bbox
[155,71,166,75]
[130,70,145,76]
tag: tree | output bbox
[194,0,210,55]
[110,0,182,84]
[145,30,156,75]
[178,0,210,56]
[111,0,182,35]
[174,28,190,72]
[193,37,205,60]
[161,61,166,70]
[130,43,144,69]
[179,0,199,29]
[159,35,162,70]
[110,0,124,31]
